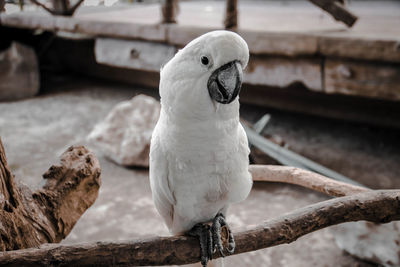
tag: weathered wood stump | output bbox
[0,137,101,251]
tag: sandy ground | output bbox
[0,77,379,266]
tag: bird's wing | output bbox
[149,131,176,230]
[238,122,250,156]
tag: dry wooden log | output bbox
[0,137,101,251]
[250,165,368,197]
[0,189,398,266]
[308,0,358,27]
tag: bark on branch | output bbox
[0,137,101,251]
[29,0,55,14]
[308,0,358,27]
[0,190,399,266]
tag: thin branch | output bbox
[308,0,358,27]
[30,0,83,16]
[29,0,56,14]
[250,165,368,197]
[67,0,85,16]
[0,190,399,266]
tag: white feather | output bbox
[149,30,252,235]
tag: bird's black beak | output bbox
[207,60,243,104]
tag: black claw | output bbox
[211,213,236,257]
[189,223,213,267]
[207,226,213,261]
[212,213,226,257]
[226,228,236,254]
[188,214,235,267]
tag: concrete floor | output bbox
[0,77,381,266]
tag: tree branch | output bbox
[308,0,358,27]
[0,137,101,251]
[30,0,84,16]
[66,0,85,16]
[249,165,368,197]
[0,190,398,266]
[29,0,56,15]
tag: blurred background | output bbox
[0,0,399,266]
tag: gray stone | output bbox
[87,94,160,167]
[334,221,400,266]
[0,42,40,102]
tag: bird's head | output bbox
[159,30,249,122]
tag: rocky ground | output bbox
[1,76,393,266]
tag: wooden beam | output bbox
[324,59,400,101]
[0,0,5,12]
[161,0,178,23]
[224,0,238,29]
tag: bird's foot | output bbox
[188,214,235,266]
[212,213,235,257]
[189,223,213,267]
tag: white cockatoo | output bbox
[149,30,252,266]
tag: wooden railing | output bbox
[161,0,358,29]
[18,0,357,27]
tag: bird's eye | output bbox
[201,56,209,66]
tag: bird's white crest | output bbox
[159,30,249,123]
[150,30,252,237]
